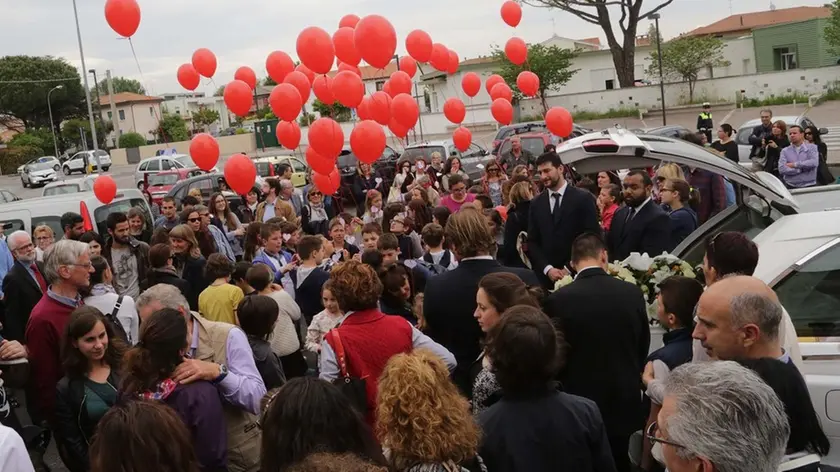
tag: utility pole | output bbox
[47,85,64,158]
[106,70,121,148]
[651,13,667,126]
[72,0,101,173]
[89,69,107,146]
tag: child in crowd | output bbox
[328,217,360,263]
[362,189,384,225]
[290,235,330,325]
[361,223,382,251]
[473,194,494,212]
[388,213,421,260]
[378,233,431,293]
[231,261,256,296]
[253,222,297,287]
[198,253,245,325]
[378,263,416,325]
[237,295,286,389]
[598,183,622,231]
[420,223,457,271]
[483,208,505,257]
[278,221,301,255]
[304,281,343,354]
[432,206,451,230]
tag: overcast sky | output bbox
[3,0,825,95]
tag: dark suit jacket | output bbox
[527,185,600,280]
[545,268,650,437]
[2,261,45,342]
[423,258,538,396]
[606,200,670,262]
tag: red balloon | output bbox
[350,120,386,164]
[177,64,200,91]
[491,99,513,125]
[93,175,117,204]
[369,91,392,126]
[354,15,397,69]
[500,0,523,27]
[104,0,140,38]
[296,64,316,84]
[357,96,373,121]
[312,75,335,104]
[276,121,301,149]
[517,71,540,97]
[382,80,394,98]
[485,74,505,95]
[234,66,257,91]
[283,71,311,103]
[224,154,257,195]
[546,107,574,138]
[308,117,344,158]
[389,71,412,96]
[490,83,513,103]
[399,56,417,78]
[462,72,481,98]
[406,30,433,63]
[312,168,341,195]
[333,27,361,67]
[306,148,337,175]
[452,126,472,152]
[269,84,303,122]
[224,80,253,117]
[297,26,335,75]
[505,37,528,66]
[447,49,459,75]
[429,43,449,71]
[339,14,360,29]
[389,118,409,138]
[266,51,295,84]
[443,98,466,125]
[189,133,220,171]
[192,48,217,78]
[332,71,364,108]
[338,62,362,77]
[391,94,419,129]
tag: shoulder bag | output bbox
[326,329,368,415]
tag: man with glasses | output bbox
[748,108,774,159]
[154,196,180,230]
[440,174,476,213]
[1,231,47,342]
[652,361,788,472]
[26,240,93,422]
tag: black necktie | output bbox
[625,207,636,224]
[552,193,562,222]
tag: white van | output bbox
[0,189,153,237]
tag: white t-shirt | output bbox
[0,424,35,472]
[84,293,140,346]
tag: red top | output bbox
[601,203,619,231]
[441,193,476,213]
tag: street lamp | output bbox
[47,85,64,158]
[651,13,667,125]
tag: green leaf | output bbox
[490,43,579,114]
[645,35,730,102]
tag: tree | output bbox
[119,132,147,148]
[825,0,840,55]
[0,55,86,130]
[61,118,111,150]
[492,43,578,113]
[645,35,730,102]
[156,113,189,142]
[263,77,277,86]
[97,76,145,95]
[524,0,674,87]
[191,105,221,130]
[8,128,54,156]
[312,99,352,122]
[213,86,225,97]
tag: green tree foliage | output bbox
[214,86,226,97]
[0,146,42,175]
[0,55,86,129]
[119,132,147,148]
[298,112,316,127]
[191,105,221,130]
[61,118,111,150]
[263,77,277,86]
[97,76,145,95]
[492,43,578,114]
[8,128,54,156]
[156,113,189,142]
[312,99,352,122]
[645,35,730,102]
[825,0,840,55]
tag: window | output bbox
[522,138,546,156]
[774,240,840,338]
[146,160,160,172]
[188,177,214,193]
[288,158,306,173]
[375,80,386,91]
[94,198,150,236]
[139,162,149,171]
[118,109,126,120]
[149,106,154,116]
[735,127,753,145]
[605,79,615,90]
[160,159,172,170]
[43,185,82,196]
[773,46,798,71]
[31,216,62,239]
[107,111,113,119]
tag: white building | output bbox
[160,94,232,133]
[98,92,164,146]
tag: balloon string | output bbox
[123,37,168,145]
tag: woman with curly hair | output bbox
[318,261,455,426]
[377,350,486,472]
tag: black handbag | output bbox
[326,329,368,415]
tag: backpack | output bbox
[422,250,452,273]
[107,295,130,345]
[410,257,448,276]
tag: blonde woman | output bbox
[168,224,207,310]
[654,163,685,201]
[187,187,204,204]
[377,350,486,472]
[33,224,55,261]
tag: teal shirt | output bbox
[84,379,118,423]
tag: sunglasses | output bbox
[188,217,201,223]
[309,192,322,197]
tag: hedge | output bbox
[119,132,147,148]
[0,145,42,175]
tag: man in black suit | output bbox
[1,230,47,342]
[546,233,650,472]
[527,152,600,286]
[607,170,670,261]
[424,207,538,395]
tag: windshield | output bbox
[149,174,179,186]
[94,198,151,236]
[43,185,81,196]
[255,162,273,177]
[29,162,54,171]
[93,150,108,158]
[402,146,447,162]
[175,155,195,168]
[338,152,358,168]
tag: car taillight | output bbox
[80,201,94,231]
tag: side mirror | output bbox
[481,149,488,156]
[819,127,829,136]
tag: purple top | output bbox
[165,382,228,471]
[189,317,267,415]
[441,193,476,213]
[779,142,819,188]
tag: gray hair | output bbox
[729,292,782,341]
[43,239,89,284]
[6,230,31,252]
[279,179,294,190]
[193,204,208,214]
[135,283,190,313]
[663,362,789,472]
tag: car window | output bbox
[735,127,753,146]
[522,137,545,156]
[149,174,179,186]
[3,219,24,232]
[161,159,173,170]
[93,150,108,158]
[71,153,83,162]
[382,147,397,159]
[188,177,214,192]
[401,146,447,162]
[93,198,150,235]
[254,162,273,177]
[774,241,840,338]
[447,145,461,158]
[139,162,149,171]
[146,160,160,171]
[289,158,306,173]
[31,216,62,238]
[498,139,512,156]
[800,118,814,130]
[43,185,81,196]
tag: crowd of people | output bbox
[0,137,833,472]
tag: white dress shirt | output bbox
[544,182,569,275]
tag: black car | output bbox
[337,146,400,202]
[491,121,592,155]
[166,173,260,216]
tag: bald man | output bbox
[693,275,794,364]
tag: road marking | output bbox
[720,108,737,126]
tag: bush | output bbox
[572,107,639,121]
[739,92,811,108]
[235,128,249,135]
[298,112,316,127]
[9,128,54,156]
[0,145,42,175]
[119,132,147,148]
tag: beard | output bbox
[17,253,36,264]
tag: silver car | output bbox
[21,157,60,188]
[735,115,827,163]
[62,150,112,175]
[42,175,98,196]
[134,154,219,188]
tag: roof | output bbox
[577,37,601,47]
[99,92,164,106]
[327,61,399,81]
[684,6,831,36]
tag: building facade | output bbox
[161,94,233,133]
[753,18,840,72]
[98,92,163,146]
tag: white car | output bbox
[735,114,828,163]
[21,156,61,188]
[42,175,98,196]
[557,128,839,465]
[134,154,219,188]
[62,150,112,175]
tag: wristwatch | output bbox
[212,364,229,384]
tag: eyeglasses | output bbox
[661,187,675,193]
[69,262,93,270]
[13,242,34,252]
[309,192,322,198]
[646,421,685,449]
[451,186,466,193]
[35,236,53,241]
[188,217,201,223]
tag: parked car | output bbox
[0,188,152,237]
[402,140,490,182]
[491,121,591,155]
[0,189,21,203]
[147,168,206,204]
[62,150,111,175]
[42,175,98,196]
[21,157,60,188]
[735,115,828,163]
[337,145,400,182]
[133,154,217,188]
[631,125,692,138]
[496,132,561,161]
[253,155,309,187]
[166,172,261,214]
